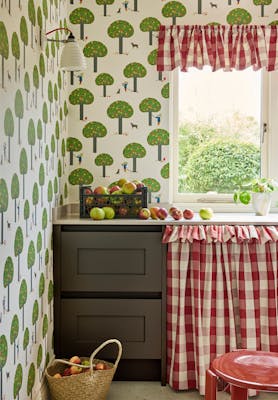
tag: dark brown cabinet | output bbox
[53,225,166,383]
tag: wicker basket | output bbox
[46,339,122,400]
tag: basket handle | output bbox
[89,339,122,370]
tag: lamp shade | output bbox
[60,37,87,71]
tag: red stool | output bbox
[205,350,278,400]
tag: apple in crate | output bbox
[109,185,121,194]
[117,178,128,187]
[84,187,93,195]
[138,208,151,219]
[118,206,129,217]
[122,181,137,194]
[172,209,183,220]
[90,207,105,220]
[183,209,194,220]
[94,186,109,195]
[157,208,168,220]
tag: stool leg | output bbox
[205,369,217,400]
[230,385,248,400]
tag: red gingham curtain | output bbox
[157,25,278,72]
[163,225,278,395]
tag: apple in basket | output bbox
[62,368,71,377]
[69,355,81,364]
[53,373,62,378]
[70,365,83,375]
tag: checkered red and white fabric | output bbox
[157,25,278,72]
[163,225,278,395]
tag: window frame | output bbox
[170,67,278,212]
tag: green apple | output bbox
[102,206,115,219]
[199,208,214,220]
[90,207,105,220]
[122,181,137,194]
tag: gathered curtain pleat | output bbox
[157,25,278,72]
[163,225,278,395]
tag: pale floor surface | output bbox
[107,382,278,400]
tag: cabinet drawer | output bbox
[60,232,162,292]
[59,299,161,359]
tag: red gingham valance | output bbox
[157,25,278,72]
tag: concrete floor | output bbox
[107,382,277,400]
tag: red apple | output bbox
[62,368,71,377]
[169,206,178,217]
[118,206,129,217]
[133,180,145,190]
[183,209,194,220]
[95,362,106,370]
[69,356,81,364]
[109,185,121,194]
[150,207,160,220]
[157,207,168,220]
[84,188,93,195]
[138,208,151,219]
[172,209,183,220]
[94,186,108,195]
[70,365,82,375]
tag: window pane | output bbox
[178,67,262,194]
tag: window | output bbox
[171,68,278,210]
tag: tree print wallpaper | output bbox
[66,0,278,204]
[0,1,68,400]
[1,1,278,400]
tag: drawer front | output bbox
[59,299,161,359]
[60,232,162,292]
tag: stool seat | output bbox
[205,350,278,400]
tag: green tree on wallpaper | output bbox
[11,32,20,82]
[42,208,48,248]
[69,88,94,120]
[0,335,8,399]
[37,119,43,157]
[57,70,62,102]
[64,183,68,200]
[107,100,133,135]
[55,121,60,157]
[42,102,48,142]
[24,200,30,236]
[48,81,53,122]
[161,82,169,99]
[83,41,107,73]
[147,129,169,161]
[51,134,56,170]
[39,53,45,98]
[161,163,169,179]
[69,7,94,40]
[37,231,42,269]
[96,0,115,16]
[57,158,62,178]
[227,8,252,24]
[10,315,19,364]
[45,248,50,278]
[14,227,23,281]
[95,73,114,97]
[140,17,160,45]
[11,174,19,223]
[107,20,134,54]
[42,314,49,356]
[148,49,163,81]
[37,345,42,379]
[47,181,53,221]
[123,143,146,172]
[33,65,39,107]
[28,119,36,170]
[61,138,66,172]
[48,280,54,322]
[53,177,58,206]
[51,40,56,72]
[32,183,39,226]
[68,169,93,186]
[0,21,9,89]
[83,121,107,153]
[42,0,48,30]
[162,1,186,25]
[19,279,27,331]
[59,106,63,134]
[66,137,82,165]
[45,43,50,73]
[39,163,45,207]
[253,0,272,17]
[123,62,147,92]
[39,273,45,317]
[54,83,58,113]
[27,241,35,292]
[0,179,9,245]
[95,154,113,178]
[28,0,36,48]
[37,6,43,46]
[23,328,30,366]
[139,98,161,126]
[20,16,28,68]
[3,257,14,312]
[142,178,161,203]
[27,363,35,399]
[4,108,14,163]
[32,300,39,343]
[19,148,28,199]
[13,363,23,399]
[24,72,30,110]
[45,146,50,170]
[15,89,24,144]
